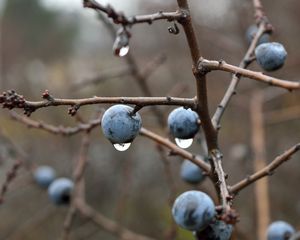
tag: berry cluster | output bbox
[34,166,74,205]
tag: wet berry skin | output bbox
[34,166,56,188]
[267,221,295,240]
[48,178,74,205]
[167,107,199,139]
[172,190,215,231]
[246,25,269,45]
[194,220,233,240]
[180,159,206,184]
[101,105,142,144]
[255,42,287,71]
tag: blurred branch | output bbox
[62,134,90,240]
[230,143,300,194]
[0,159,22,204]
[0,90,196,116]
[250,91,270,240]
[75,199,156,240]
[156,145,178,240]
[73,68,132,89]
[83,0,183,25]
[10,111,102,136]
[265,105,300,125]
[73,54,166,92]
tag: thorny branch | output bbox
[230,143,300,194]
[83,0,184,26]
[199,59,300,90]
[0,90,196,116]
[212,22,270,129]
[176,0,233,220]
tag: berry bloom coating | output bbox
[172,190,215,231]
[180,159,206,184]
[101,105,142,144]
[167,107,199,139]
[48,178,74,205]
[267,221,295,240]
[34,166,56,188]
[255,42,287,71]
[246,25,269,45]
[194,220,233,240]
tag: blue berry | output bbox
[101,105,142,144]
[267,221,295,240]
[255,42,287,71]
[194,220,233,240]
[33,166,56,188]
[167,107,199,139]
[180,159,206,184]
[246,25,269,45]
[172,190,215,231]
[48,178,74,205]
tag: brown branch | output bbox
[0,159,22,204]
[265,105,300,125]
[83,0,183,26]
[75,199,156,240]
[73,68,132,89]
[176,0,236,221]
[72,54,166,90]
[62,134,90,240]
[140,127,211,173]
[230,143,300,194]
[10,111,102,136]
[212,22,268,129]
[0,90,196,116]
[251,91,270,240]
[156,145,178,240]
[199,59,300,90]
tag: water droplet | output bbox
[118,45,129,57]
[175,138,193,149]
[113,142,131,151]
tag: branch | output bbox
[199,59,300,90]
[62,134,90,240]
[10,111,102,136]
[0,90,196,116]
[139,127,211,173]
[176,0,235,220]
[212,22,268,129]
[72,54,166,90]
[75,199,156,240]
[230,143,300,194]
[0,159,22,204]
[83,0,183,25]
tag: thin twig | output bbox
[251,91,270,240]
[230,143,300,194]
[75,199,156,240]
[212,22,268,128]
[0,159,22,204]
[0,90,196,116]
[10,111,102,136]
[140,127,211,173]
[199,59,300,90]
[84,0,183,25]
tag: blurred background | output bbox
[0,0,299,239]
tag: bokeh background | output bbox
[0,0,299,239]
